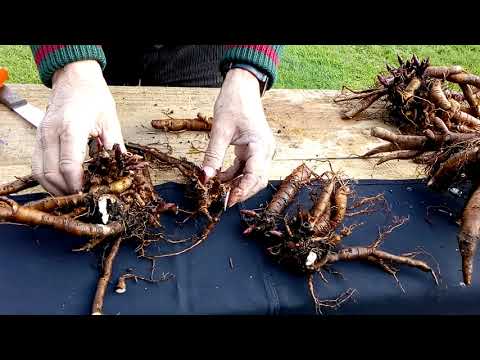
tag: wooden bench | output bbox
[0,85,422,193]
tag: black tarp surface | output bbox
[0,180,477,315]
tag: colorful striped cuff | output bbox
[30,45,107,87]
[220,45,284,90]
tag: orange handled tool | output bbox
[0,67,44,127]
[0,67,8,87]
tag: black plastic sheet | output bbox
[0,180,477,315]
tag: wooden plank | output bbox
[0,84,422,191]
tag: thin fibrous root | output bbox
[125,142,198,178]
[366,256,405,293]
[307,273,356,315]
[349,193,386,209]
[144,215,221,259]
[370,216,408,249]
[115,272,173,294]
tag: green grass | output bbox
[0,45,40,83]
[276,45,480,89]
[2,45,480,89]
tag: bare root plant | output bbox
[0,138,229,314]
[240,164,438,313]
[336,55,480,286]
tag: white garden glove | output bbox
[32,60,126,195]
[201,68,276,208]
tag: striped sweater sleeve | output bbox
[220,45,284,90]
[30,45,284,90]
[30,45,106,87]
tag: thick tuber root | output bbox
[0,175,38,196]
[91,237,122,315]
[460,84,480,118]
[0,197,124,239]
[430,79,452,110]
[424,65,464,78]
[427,146,480,189]
[308,175,335,232]
[241,164,437,312]
[266,164,313,216]
[327,247,437,284]
[447,73,480,89]
[376,150,423,165]
[243,163,313,236]
[324,216,438,285]
[24,193,87,212]
[151,112,212,132]
[329,184,350,230]
[458,186,480,286]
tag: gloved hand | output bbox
[32,60,126,195]
[202,68,275,208]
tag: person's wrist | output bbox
[224,68,261,93]
[52,60,103,85]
